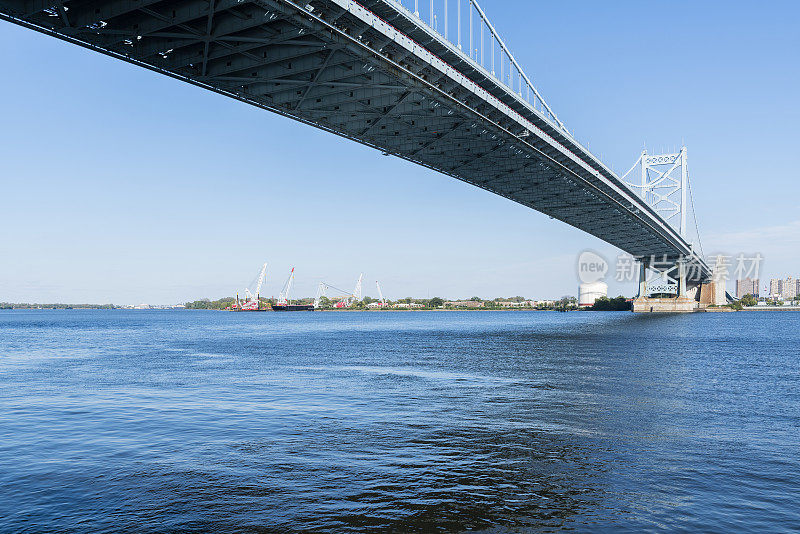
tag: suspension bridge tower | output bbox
[619,147,726,312]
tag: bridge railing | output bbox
[388,0,564,131]
[380,1,631,196]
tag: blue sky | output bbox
[1,0,798,304]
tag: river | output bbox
[1,310,797,532]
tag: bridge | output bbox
[0,0,722,307]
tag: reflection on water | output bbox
[0,310,798,532]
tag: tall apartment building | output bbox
[784,276,797,300]
[769,279,783,298]
[736,278,759,298]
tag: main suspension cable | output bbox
[688,176,704,258]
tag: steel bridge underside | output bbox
[0,0,712,282]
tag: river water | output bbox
[0,310,797,532]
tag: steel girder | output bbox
[0,0,712,281]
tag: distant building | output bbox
[736,278,759,299]
[769,279,783,298]
[392,302,423,309]
[445,300,484,308]
[784,277,797,300]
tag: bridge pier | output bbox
[678,260,688,298]
[634,255,733,312]
[637,260,648,298]
[633,258,698,313]
[698,281,728,307]
[633,296,697,313]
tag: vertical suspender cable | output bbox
[444,0,448,39]
[457,0,461,48]
[469,0,473,58]
[470,0,565,129]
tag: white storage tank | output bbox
[579,281,608,307]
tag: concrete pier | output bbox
[699,280,728,307]
[633,297,698,313]
[632,255,731,313]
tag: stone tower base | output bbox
[633,297,698,313]
[699,281,728,307]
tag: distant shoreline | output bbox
[4,306,797,312]
[1,307,585,312]
[741,307,800,311]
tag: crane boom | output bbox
[376,281,386,305]
[314,282,329,308]
[352,273,364,303]
[254,263,268,297]
[278,268,295,305]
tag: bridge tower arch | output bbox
[622,147,690,241]
[622,147,705,311]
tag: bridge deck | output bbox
[0,0,711,280]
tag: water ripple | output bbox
[0,309,798,532]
